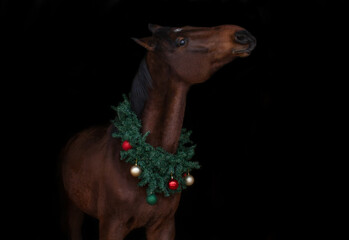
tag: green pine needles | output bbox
[111,95,200,197]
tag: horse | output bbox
[61,23,256,240]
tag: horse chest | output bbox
[101,152,181,226]
[121,194,181,229]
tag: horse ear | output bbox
[132,37,156,51]
[148,23,163,33]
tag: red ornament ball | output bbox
[168,179,179,190]
[122,140,132,151]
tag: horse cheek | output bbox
[173,55,211,83]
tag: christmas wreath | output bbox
[111,95,200,204]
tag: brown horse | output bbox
[61,24,256,240]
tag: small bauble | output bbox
[184,174,195,186]
[130,165,142,177]
[122,140,132,151]
[168,179,179,190]
[146,194,157,205]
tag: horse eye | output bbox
[176,37,187,47]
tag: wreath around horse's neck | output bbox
[111,95,200,204]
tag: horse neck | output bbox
[139,53,190,154]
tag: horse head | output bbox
[133,23,256,84]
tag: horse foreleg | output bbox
[99,218,131,240]
[67,200,84,240]
[146,218,176,240]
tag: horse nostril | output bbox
[234,30,252,44]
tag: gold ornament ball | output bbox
[130,165,142,177]
[185,174,195,186]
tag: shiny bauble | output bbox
[184,174,195,186]
[122,140,132,151]
[130,165,142,177]
[146,194,157,205]
[168,179,179,190]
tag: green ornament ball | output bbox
[146,194,157,205]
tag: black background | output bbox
[2,0,345,239]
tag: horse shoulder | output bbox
[61,125,117,215]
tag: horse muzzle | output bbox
[232,30,257,55]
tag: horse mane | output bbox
[130,58,152,118]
